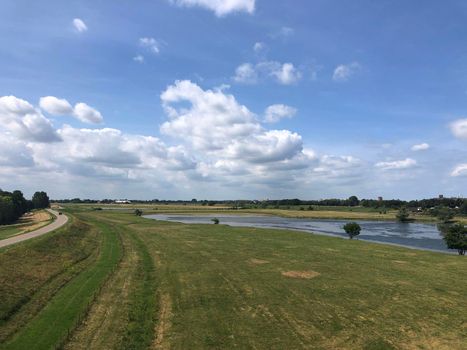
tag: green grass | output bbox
[130,216,466,349]
[0,226,22,240]
[1,207,465,349]
[1,216,122,350]
[121,229,157,349]
[0,217,98,342]
[67,209,466,349]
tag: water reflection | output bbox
[145,214,449,253]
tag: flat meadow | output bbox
[0,206,465,349]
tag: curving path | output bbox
[0,209,68,249]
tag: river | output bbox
[144,214,451,253]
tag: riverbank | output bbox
[65,203,467,224]
[145,213,452,253]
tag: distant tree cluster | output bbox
[32,191,50,210]
[0,189,50,225]
[50,196,467,221]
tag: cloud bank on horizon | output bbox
[0,0,466,199]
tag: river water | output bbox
[144,214,451,253]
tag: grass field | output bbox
[0,207,466,349]
[70,202,467,223]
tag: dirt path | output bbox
[0,209,68,248]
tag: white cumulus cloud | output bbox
[264,104,297,123]
[160,80,260,150]
[270,63,302,85]
[234,61,302,85]
[233,63,257,84]
[253,42,266,53]
[133,55,144,63]
[224,130,303,163]
[169,0,255,16]
[333,62,361,82]
[73,103,104,124]
[411,143,430,151]
[375,158,417,170]
[0,89,373,198]
[72,18,88,32]
[139,37,162,54]
[450,118,467,139]
[40,96,74,115]
[0,96,61,143]
[451,163,467,177]
[40,96,103,124]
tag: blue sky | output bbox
[1,0,467,200]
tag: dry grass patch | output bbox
[249,258,269,265]
[153,293,172,350]
[392,260,407,264]
[281,270,320,279]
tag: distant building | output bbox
[439,194,444,199]
[115,199,131,204]
[378,196,383,201]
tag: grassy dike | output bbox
[0,216,98,342]
[63,212,157,350]
[1,213,122,350]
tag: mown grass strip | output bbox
[0,216,96,334]
[120,229,157,350]
[2,221,122,350]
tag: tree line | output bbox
[0,189,50,225]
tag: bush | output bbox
[396,207,410,222]
[443,224,466,255]
[134,209,143,216]
[343,222,361,239]
[211,218,219,224]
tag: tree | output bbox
[459,202,467,215]
[32,191,50,209]
[435,207,455,223]
[343,222,361,239]
[443,224,467,255]
[11,190,27,218]
[0,196,15,224]
[396,207,410,222]
[134,209,143,216]
[348,196,359,207]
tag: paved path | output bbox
[0,209,69,249]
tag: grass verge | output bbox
[0,216,97,342]
[1,218,122,350]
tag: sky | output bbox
[1,0,467,200]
